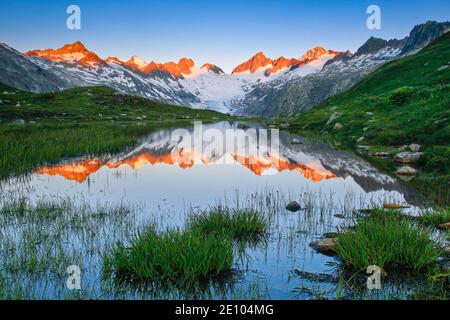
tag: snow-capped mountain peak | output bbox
[231,47,341,77]
[126,55,147,70]
[232,51,273,74]
[200,63,225,75]
[4,21,447,117]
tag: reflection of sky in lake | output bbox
[0,122,426,299]
[25,163,412,223]
[3,122,421,215]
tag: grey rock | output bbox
[395,166,418,175]
[333,123,343,130]
[326,112,342,125]
[437,65,448,71]
[433,118,448,126]
[356,145,370,153]
[13,119,25,125]
[374,152,391,157]
[408,143,421,152]
[394,152,423,163]
[444,246,450,257]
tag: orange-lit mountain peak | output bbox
[25,41,104,66]
[265,56,298,75]
[161,61,183,77]
[178,57,195,74]
[140,60,190,78]
[231,48,340,76]
[297,47,342,65]
[141,61,162,73]
[300,46,327,60]
[123,55,148,71]
[105,56,124,64]
[201,63,217,69]
[58,41,89,54]
[232,51,273,74]
[253,51,267,59]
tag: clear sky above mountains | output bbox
[1,0,449,72]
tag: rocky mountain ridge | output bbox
[0,21,448,116]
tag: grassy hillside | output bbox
[0,84,234,180]
[0,84,228,122]
[286,32,450,205]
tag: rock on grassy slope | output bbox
[285,32,450,205]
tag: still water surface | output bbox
[0,122,427,299]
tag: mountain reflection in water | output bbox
[17,122,423,207]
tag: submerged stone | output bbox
[309,238,338,255]
[323,232,339,238]
[294,269,338,283]
[285,201,301,212]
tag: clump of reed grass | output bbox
[187,208,268,244]
[336,211,440,271]
[103,209,268,282]
[102,227,234,281]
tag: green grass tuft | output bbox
[187,209,268,244]
[336,212,440,271]
[103,227,234,281]
[103,209,268,282]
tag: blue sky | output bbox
[0,0,449,72]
